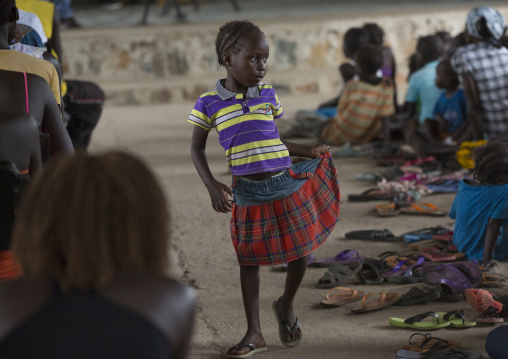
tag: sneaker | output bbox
[465,288,502,316]
[394,286,441,306]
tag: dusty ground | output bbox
[88,92,505,359]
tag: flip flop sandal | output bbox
[348,188,395,202]
[397,347,481,359]
[408,239,439,251]
[314,263,362,289]
[350,291,400,313]
[312,249,365,267]
[400,203,447,216]
[420,247,457,262]
[382,257,425,278]
[474,313,504,323]
[436,284,465,302]
[433,231,454,242]
[402,333,460,352]
[389,311,450,330]
[374,203,400,216]
[381,254,421,269]
[394,287,442,306]
[387,264,424,284]
[402,226,451,243]
[356,262,384,284]
[345,229,400,241]
[425,179,460,193]
[225,343,268,358]
[271,301,301,347]
[319,286,365,307]
[436,311,476,328]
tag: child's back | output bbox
[321,44,395,145]
[450,142,508,262]
[450,180,508,260]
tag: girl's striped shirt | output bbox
[188,80,291,176]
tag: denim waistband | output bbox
[231,156,321,206]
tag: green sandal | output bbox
[437,310,476,328]
[389,311,450,330]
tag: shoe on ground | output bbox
[394,286,441,306]
[465,288,502,318]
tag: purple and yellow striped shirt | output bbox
[188,80,291,176]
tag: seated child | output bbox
[363,22,397,111]
[317,27,369,111]
[320,44,395,145]
[449,141,508,264]
[401,35,444,125]
[425,59,467,143]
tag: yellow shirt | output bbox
[16,0,54,40]
[0,50,61,105]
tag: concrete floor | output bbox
[88,92,506,359]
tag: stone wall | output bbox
[61,6,508,105]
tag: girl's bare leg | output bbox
[226,265,266,356]
[276,255,308,343]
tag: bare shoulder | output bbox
[26,72,52,91]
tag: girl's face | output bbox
[224,32,269,96]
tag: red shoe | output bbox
[465,288,503,315]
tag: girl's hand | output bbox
[207,181,233,213]
[309,144,330,158]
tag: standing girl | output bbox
[189,20,340,358]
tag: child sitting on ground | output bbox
[425,59,467,143]
[317,27,369,111]
[285,44,395,145]
[449,141,508,265]
[320,44,395,145]
[400,35,443,126]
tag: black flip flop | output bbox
[271,301,301,347]
[345,229,400,242]
[348,188,395,202]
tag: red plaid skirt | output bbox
[230,153,340,266]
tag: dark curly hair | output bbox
[472,141,508,184]
[215,20,264,66]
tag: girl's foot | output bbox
[226,333,266,357]
[274,297,302,344]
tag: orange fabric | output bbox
[0,251,23,281]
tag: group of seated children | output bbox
[285,6,508,155]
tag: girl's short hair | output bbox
[12,151,170,292]
[472,141,508,184]
[215,20,264,66]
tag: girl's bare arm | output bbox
[281,140,329,159]
[190,126,232,213]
